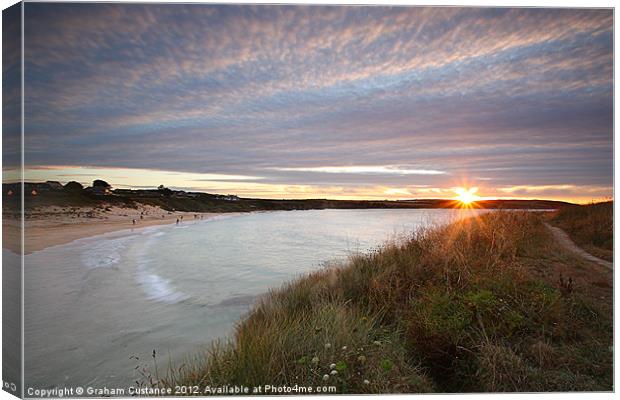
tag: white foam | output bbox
[132,228,190,305]
[136,272,189,304]
[80,237,128,269]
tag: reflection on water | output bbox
[23,208,487,389]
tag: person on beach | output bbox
[176,218,179,224]
[132,219,136,225]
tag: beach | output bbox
[2,204,223,254]
[21,208,484,388]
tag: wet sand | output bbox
[3,205,224,254]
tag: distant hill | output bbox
[3,182,574,213]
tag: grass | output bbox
[550,201,613,262]
[150,211,612,393]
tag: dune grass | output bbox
[155,211,612,393]
[550,201,613,262]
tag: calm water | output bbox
[21,209,488,390]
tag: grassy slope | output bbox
[158,212,612,393]
[550,201,613,262]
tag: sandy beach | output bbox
[3,204,224,254]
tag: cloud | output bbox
[17,4,613,201]
[270,166,446,175]
[384,188,413,196]
[498,185,577,193]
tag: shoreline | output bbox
[2,205,228,254]
[2,207,554,255]
[167,210,612,392]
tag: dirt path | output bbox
[544,223,613,271]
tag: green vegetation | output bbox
[155,211,612,393]
[551,201,613,262]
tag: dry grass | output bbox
[154,211,612,393]
[550,201,613,262]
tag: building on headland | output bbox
[114,189,164,198]
[20,182,61,193]
[85,186,113,196]
[45,181,64,190]
[215,194,239,201]
[171,190,188,198]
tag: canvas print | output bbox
[2,2,614,397]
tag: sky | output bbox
[8,4,614,202]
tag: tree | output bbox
[93,179,111,188]
[63,181,84,192]
[158,184,173,196]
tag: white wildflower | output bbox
[322,374,329,381]
[330,363,336,370]
[330,370,338,376]
[311,356,319,364]
[325,343,332,349]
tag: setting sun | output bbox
[454,187,480,205]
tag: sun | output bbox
[454,187,480,205]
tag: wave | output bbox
[134,229,189,305]
[135,271,189,304]
[80,237,129,269]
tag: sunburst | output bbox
[454,187,480,206]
